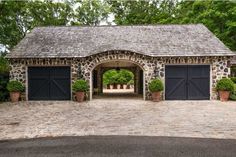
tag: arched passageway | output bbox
[91,60,145,100]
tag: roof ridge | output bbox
[33,23,204,29]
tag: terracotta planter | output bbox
[110,84,113,89]
[10,92,20,102]
[113,84,117,89]
[151,91,162,102]
[120,84,124,89]
[123,84,127,89]
[75,92,85,102]
[117,84,121,89]
[219,90,230,101]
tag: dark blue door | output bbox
[165,65,210,100]
[28,67,71,100]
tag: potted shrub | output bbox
[148,79,164,102]
[7,80,24,102]
[72,79,89,102]
[117,77,126,89]
[123,83,127,89]
[216,78,234,101]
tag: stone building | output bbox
[231,55,236,77]
[6,24,235,101]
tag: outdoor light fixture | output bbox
[116,67,121,71]
[115,62,120,71]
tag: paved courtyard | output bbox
[0,99,236,140]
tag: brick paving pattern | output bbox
[0,99,236,140]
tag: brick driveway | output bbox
[0,99,236,140]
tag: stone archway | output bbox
[77,50,156,100]
[91,60,144,100]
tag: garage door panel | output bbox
[165,65,187,77]
[188,79,210,100]
[165,77,187,99]
[28,67,71,100]
[188,65,210,100]
[165,78,187,100]
[51,67,70,79]
[165,65,210,100]
[28,68,50,79]
[165,65,187,100]
[51,79,70,96]
[29,79,50,100]
[188,66,209,77]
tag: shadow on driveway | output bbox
[0,136,236,157]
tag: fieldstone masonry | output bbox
[9,51,231,100]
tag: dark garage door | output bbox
[165,65,210,100]
[28,67,71,100]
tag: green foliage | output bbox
[231,77,236,84]
[117,76,126,84]
[148,79,164,92]
[74,0,110,26]
[72,79,89,92]
[230,84,236,101]
[103,69,134,85]
[1,0,236,58]
[127,79,134,85]
[231,66,236,77]
[172,0,236,51]
[103,69,117,85]
[6,80,24,92]
[0,74,9,101]
[0,53,9,101]
[0,54,9,74]
[0,0,73,49]
[109,0,236,51]
[216,78,234,92]
[108,0,176,25]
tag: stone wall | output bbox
[9,51,231,100]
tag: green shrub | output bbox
[117,76,127,84]
[72,79,89,92]
[148,79,164,92]
[230,77,236,84]
[6,81,24,92]
[230,84,236,101]
[0,55,10,74]
[127,79,134,85]
[0,74,9,101]
[103,69,134,85]
[231,66,236,77]
[216,78,234,92]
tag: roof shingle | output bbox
[7,24,235,58]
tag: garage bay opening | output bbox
[91,61,144,99]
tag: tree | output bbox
[171,0,236,51]
[0,54,9,74]
[108,0,177,25]
[73,0,110,26]
[109,0,236,51]
[0,0,73,49]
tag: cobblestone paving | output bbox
[0,100,236,140]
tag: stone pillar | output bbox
[97,67,102,94]
[134,67,140,94]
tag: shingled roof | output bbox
[232,55,236,65]
[7,24,235,58]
